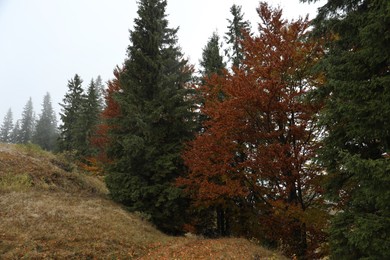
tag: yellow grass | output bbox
[0,143,287,259]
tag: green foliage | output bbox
[0,108,13,143]
[199,32,225,77]
[79,79,103,156]
[224,4,251,69]
[105,0,195,234]
[58,74,85,152]
[0,172,32,192]
[58,75,104,157]
[15,142,49,157]
[10,120,21,144]
[19,97,35,144]
[32,93,58,151]
[308,0,390,258]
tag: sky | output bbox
[0,0,325,122]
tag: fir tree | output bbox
[81,79,103,156]
[196,31,227,236]
[10,120,21,144]
[105,0,195,233]
[58,74,85,152]
[19,97,35,144]
[0,108,14,143]
[33,93,58,151]
[199,31,225,77]
[94,75,106,110]
[304,0,390,258]
[224,4,251,69]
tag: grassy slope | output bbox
[0,143,286,259]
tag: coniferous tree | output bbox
[199,32,225,78]
[0,108,14,143]
[58,74,85,152]
[33,93,58,151]
[94,75,106,110]
[196,31,228,236]
[19,97,35,144]
[224,4,251,69]
[105,0,195,233]
[81,79,103,156]
[11,120,21,144]
[91,67,123,163]
[303,0,390,258]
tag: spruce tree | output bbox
[105,0,194,233]
[19,97,35,144]
[33,93,58,151]
[224,4,251,69]
[10,120,21,144]
[0,108,14,143]
[199,31,225,77]
[304,0,390,258]
[94,75,106,110]
[197,31,227,236]
[81,79,103,156]
[58,74,85,152]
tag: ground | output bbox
[0,143,287,259]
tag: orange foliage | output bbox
[178,2,326,258]
[90,66,124,164]
[78,157,104,175]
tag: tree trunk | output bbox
[216,207,225,236]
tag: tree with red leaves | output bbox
[90,66,123,164]
[178,2,326,258]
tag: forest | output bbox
[0,0,389,259]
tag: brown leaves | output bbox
[179,2,326,258]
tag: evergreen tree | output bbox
[10,120,21,144]
[105,0,195,233]
[81,79,103,156]
[0,108,14,143]
[199,31,225,77]
[94,75,106,110]
[195,31,227,236]
[19,97,35,144]
[304,0,390,258]
[58,74,85,152]
[224,4,251,69]
[33,92,58,151]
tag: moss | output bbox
[0,173,33,192]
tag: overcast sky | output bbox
[0,0,324,122]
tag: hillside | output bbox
[0,143,287,259]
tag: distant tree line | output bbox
[0,75,105,155]
[2,0,388,259]
[0,94,57,150]
[58,74,105,157]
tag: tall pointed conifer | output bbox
[58,74,85,152]
[199,32,225,77]
[303,0,390,258]
[33,93,58,151]
[19,97,35,144]
[105,0,194,233]
[224,4,251,69]
[0,108,14,143]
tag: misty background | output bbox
[0,0,323,121]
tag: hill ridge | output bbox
[0,143,287,259]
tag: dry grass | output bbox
[141,237,286,260]
[0,191,171,259]
[0,143,287,259]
